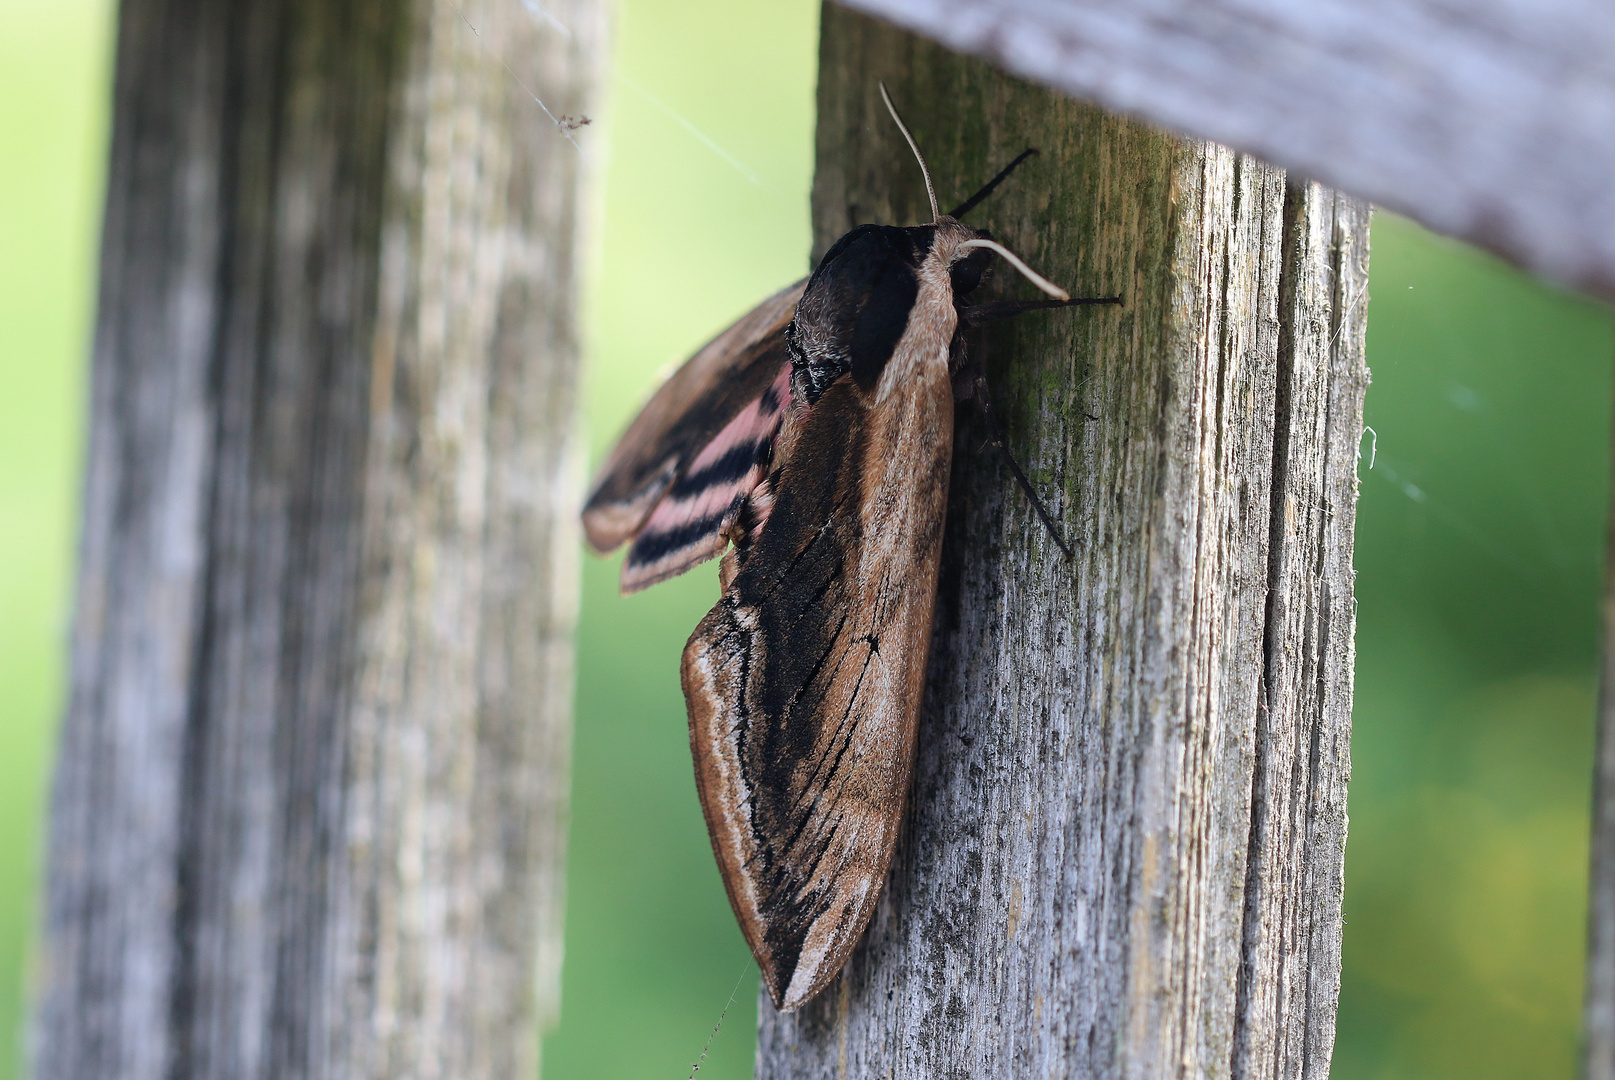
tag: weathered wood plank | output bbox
[835,0,1615,302]
[756,10,1365,1077]
[33,0,597,1076]
[1236,182,1369,1080]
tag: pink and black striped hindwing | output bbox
[584,88,1116,1012]
[582,279,804,593]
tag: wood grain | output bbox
[33,0,597,1077]
[756,10,1366,1076]
[836,0,1615,303]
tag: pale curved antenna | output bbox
[956,238,1071,300]
[879,82,939,224]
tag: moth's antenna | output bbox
[956,238,1071,300]
[879,82,939,224]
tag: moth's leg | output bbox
[960,295,1122,329]
[947,147,1039,220]
[949,333,975,390]
[952,294,1117,550]
[960,365,1075,559]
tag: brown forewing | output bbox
[680,355,954,1011]
[581,279,805,552]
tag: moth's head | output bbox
[783,88,1071,404]
[878,84,1069,305]
[945,225,995,299]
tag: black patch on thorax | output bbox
[787,224,935,405]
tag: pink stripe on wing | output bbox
[621,364,794,592]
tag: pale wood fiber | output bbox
[1591,471,1615,1080]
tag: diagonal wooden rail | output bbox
[839,0,1615,305]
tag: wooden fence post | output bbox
[32,0,598,1076]
[757,9,1369,1076]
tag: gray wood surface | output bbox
[837,0,1615,303]
[756,10,1366,1076]
[32,0,597,1076]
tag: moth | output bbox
[582,87,1119,1011]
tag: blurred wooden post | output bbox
[757,9,1368,1076]
[32,0,598,1076]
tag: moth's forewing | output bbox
[681,223,972,1011]
[682,375,953,1011]
[582,279,805,554]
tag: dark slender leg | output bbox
[961,296,1123,328]
[949,148,1040,220]
[962,366,1075,559]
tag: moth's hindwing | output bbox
[582,279,806,577]
[681,303,956,1010]
[620,362,792,592]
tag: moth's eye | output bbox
[949,256,985,297]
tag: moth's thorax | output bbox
[876,217,977,398]
[786,217,985,407]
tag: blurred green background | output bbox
[2,1,1610,1078]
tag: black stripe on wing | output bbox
[629,508,735,566]
[583,280,803,552]
[616,359,794,594]
[666,438,770,500]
